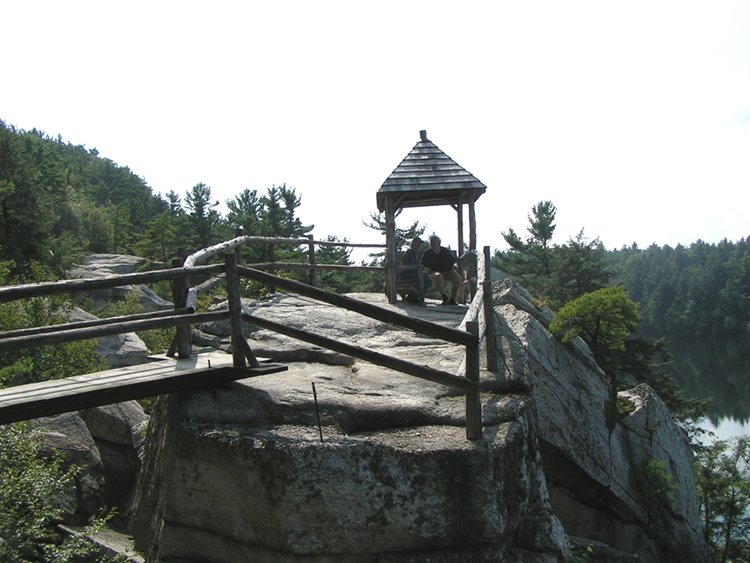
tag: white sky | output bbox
[2,1,749,261]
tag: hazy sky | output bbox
[2,1,749,260]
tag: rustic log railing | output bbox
[458,246,498,374]
[0,238,492,439]
[0,262,286,423]
[0,264,223,352]
[184,234,385,271]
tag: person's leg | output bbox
[445,269,464,303]
[430,272,448,303]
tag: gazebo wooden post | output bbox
[385,196,398,304]
[468,198,479,297]
[456,193,465,257]
[469,199,477,254]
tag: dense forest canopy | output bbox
[610,240,750,339]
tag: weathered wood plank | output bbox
[0,360,223,402]
[0,362,193,400]
[0,362,287,424]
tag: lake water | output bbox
[669,336,750,442]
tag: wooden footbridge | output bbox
[0,236,497,440]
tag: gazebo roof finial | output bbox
[419,130,428,141]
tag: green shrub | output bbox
[0,423,117,562]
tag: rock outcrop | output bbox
[30,402,148,527]
[129,284,712,562]
[492,278,711,562]
[67,253,172,312]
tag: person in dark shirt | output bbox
[420,235,463,305]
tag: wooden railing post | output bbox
[235,227,244,265]
[468,251,478,302]
[225,254,259,368]
[482,246,498,372]
[267,243,276,293]
[308,234,317,287]
[465,321,482,440]
[169,258,192,358]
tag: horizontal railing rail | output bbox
[0,264,223,303]
[0,311,229,353]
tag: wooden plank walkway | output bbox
[0,351,287,424]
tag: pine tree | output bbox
[184,183,223,250]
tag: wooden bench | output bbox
[393,264,427,305]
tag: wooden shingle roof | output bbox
[376,130,487,212]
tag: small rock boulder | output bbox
[81,402,149,518]
[68,307,150,367]
[30,412,107,524]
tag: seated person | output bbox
[399,236,431,303]
[420,235,463,305]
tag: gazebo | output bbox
[377,130,487,304]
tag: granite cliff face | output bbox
[491,280,711,562]
[128,280,711,562]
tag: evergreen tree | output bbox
[696,437,750,561]
[609,238,750,338]
[526,200,557,275]
[278,184,311,238]
[226,188,264,263]
[136,212,180,264]
[111,202,134,254]
[504,200,556,273]
[226,188,262,235]
[550,286,640,426]
[496,200,559,302]
[258,184,313,265]
[555,230,611,306]
[184,182,223,250]
[363,211,425,262]
[166,190,183,215]
[315,236,354,293]
[550,286,639,373]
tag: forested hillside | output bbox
[493,201,750,341]
[0,120,166,275]
[0,121,321,279]
[610,240,750,339]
